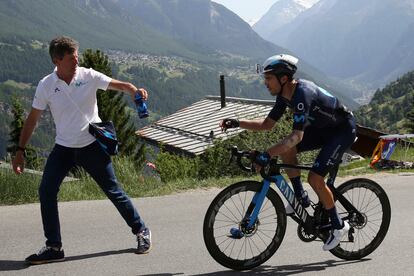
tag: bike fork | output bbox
[244,180,271,228]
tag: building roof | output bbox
[136,96,275,156]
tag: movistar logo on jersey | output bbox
[75,81,87,87]
[294,114,305,123]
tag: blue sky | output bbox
[212,0,279,25]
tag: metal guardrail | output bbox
[0,162,78,182]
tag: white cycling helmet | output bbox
[261,54,298,76]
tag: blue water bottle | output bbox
[134,94,149,119]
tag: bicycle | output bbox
[203,146,391,271]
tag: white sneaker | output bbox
[285,203,294,215]
[322,221,350,251]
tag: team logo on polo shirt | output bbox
[75,81,87,87]
[54,87,61,93]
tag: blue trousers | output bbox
[39,141,146,248]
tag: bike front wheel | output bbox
[203,181,287,270]
[331,178,391,260]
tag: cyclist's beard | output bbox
[268,87,280,96]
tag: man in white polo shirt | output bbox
[12,36,151,265]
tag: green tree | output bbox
[7,95,43,169]
[406,104,414,133]
[79,49,140,157]
[7,95,25,153]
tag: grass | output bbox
[0,158,250,206]
[1,149,413,206]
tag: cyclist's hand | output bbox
[220,118,240,132]
[251,151,271,169]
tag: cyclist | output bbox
[220,54,356,251]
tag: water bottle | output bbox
[134,94,149,119]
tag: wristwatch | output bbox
[16,146,27,157]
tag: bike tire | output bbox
[330,178,391,260]
[203,181,287,270]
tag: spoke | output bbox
[220,203,239,222]
[364,202,382,215]
[236,237,246,260]
[215,232,233,239]
[214,222,238,230]
[259,213,278,221]
[259,228,277,232]
[359,187,368,211]
[217,210,239,225]
[255,230,270,247]
[259,221,278,227]
[238,191,247,216]
[247,237,254,259]
[228,237,237,257]
[249,236,262,256]
[230,196,244,219]
[260,204,275,215]
[257,229,275,240]
[365,221,380,234]
[259,199,271,215]
[360,191,375,213]
[218,236,233,248]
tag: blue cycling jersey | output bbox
[267,79,351,130]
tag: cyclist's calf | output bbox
[308,171,335,209]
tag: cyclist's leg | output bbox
[292,126,326,206]
[280,148,311,207]
[280,147,300,177]
[307,117,356,214]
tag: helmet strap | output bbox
[277,75,287,93]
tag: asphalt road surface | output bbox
[1,173,413,275]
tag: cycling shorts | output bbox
[296,115,356,177]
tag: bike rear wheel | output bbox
[203,181,287,270]
[331,178,391,260]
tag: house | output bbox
[136,75,388,159]
[136,95,275,157]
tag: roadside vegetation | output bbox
[2,132,413,206]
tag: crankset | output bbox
[297,224,317,242]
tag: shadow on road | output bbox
[0,260,28,271]
[0,248,136,271]
[192,259,371,275]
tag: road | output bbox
[0,173,413,275]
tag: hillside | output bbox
[0,0,360,158]
[262,0,414,90]
[0,0,282,60]
[355,70,414,133]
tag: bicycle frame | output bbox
[244,162,362,233]
[246,173,314,232]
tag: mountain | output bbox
[253,0,320,41]
[115,0,279,59]
[0,0,358,103]
[0,0,282,60]
[263,0,414,89]
[354,70,414,133]
[0,0,361,157]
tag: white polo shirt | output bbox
[32,67,112,148]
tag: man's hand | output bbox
[220,118,240,132]
[135,88,148,101]
[12,152,25,175]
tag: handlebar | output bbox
[229,146,255,172]
[228,146,313,178]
